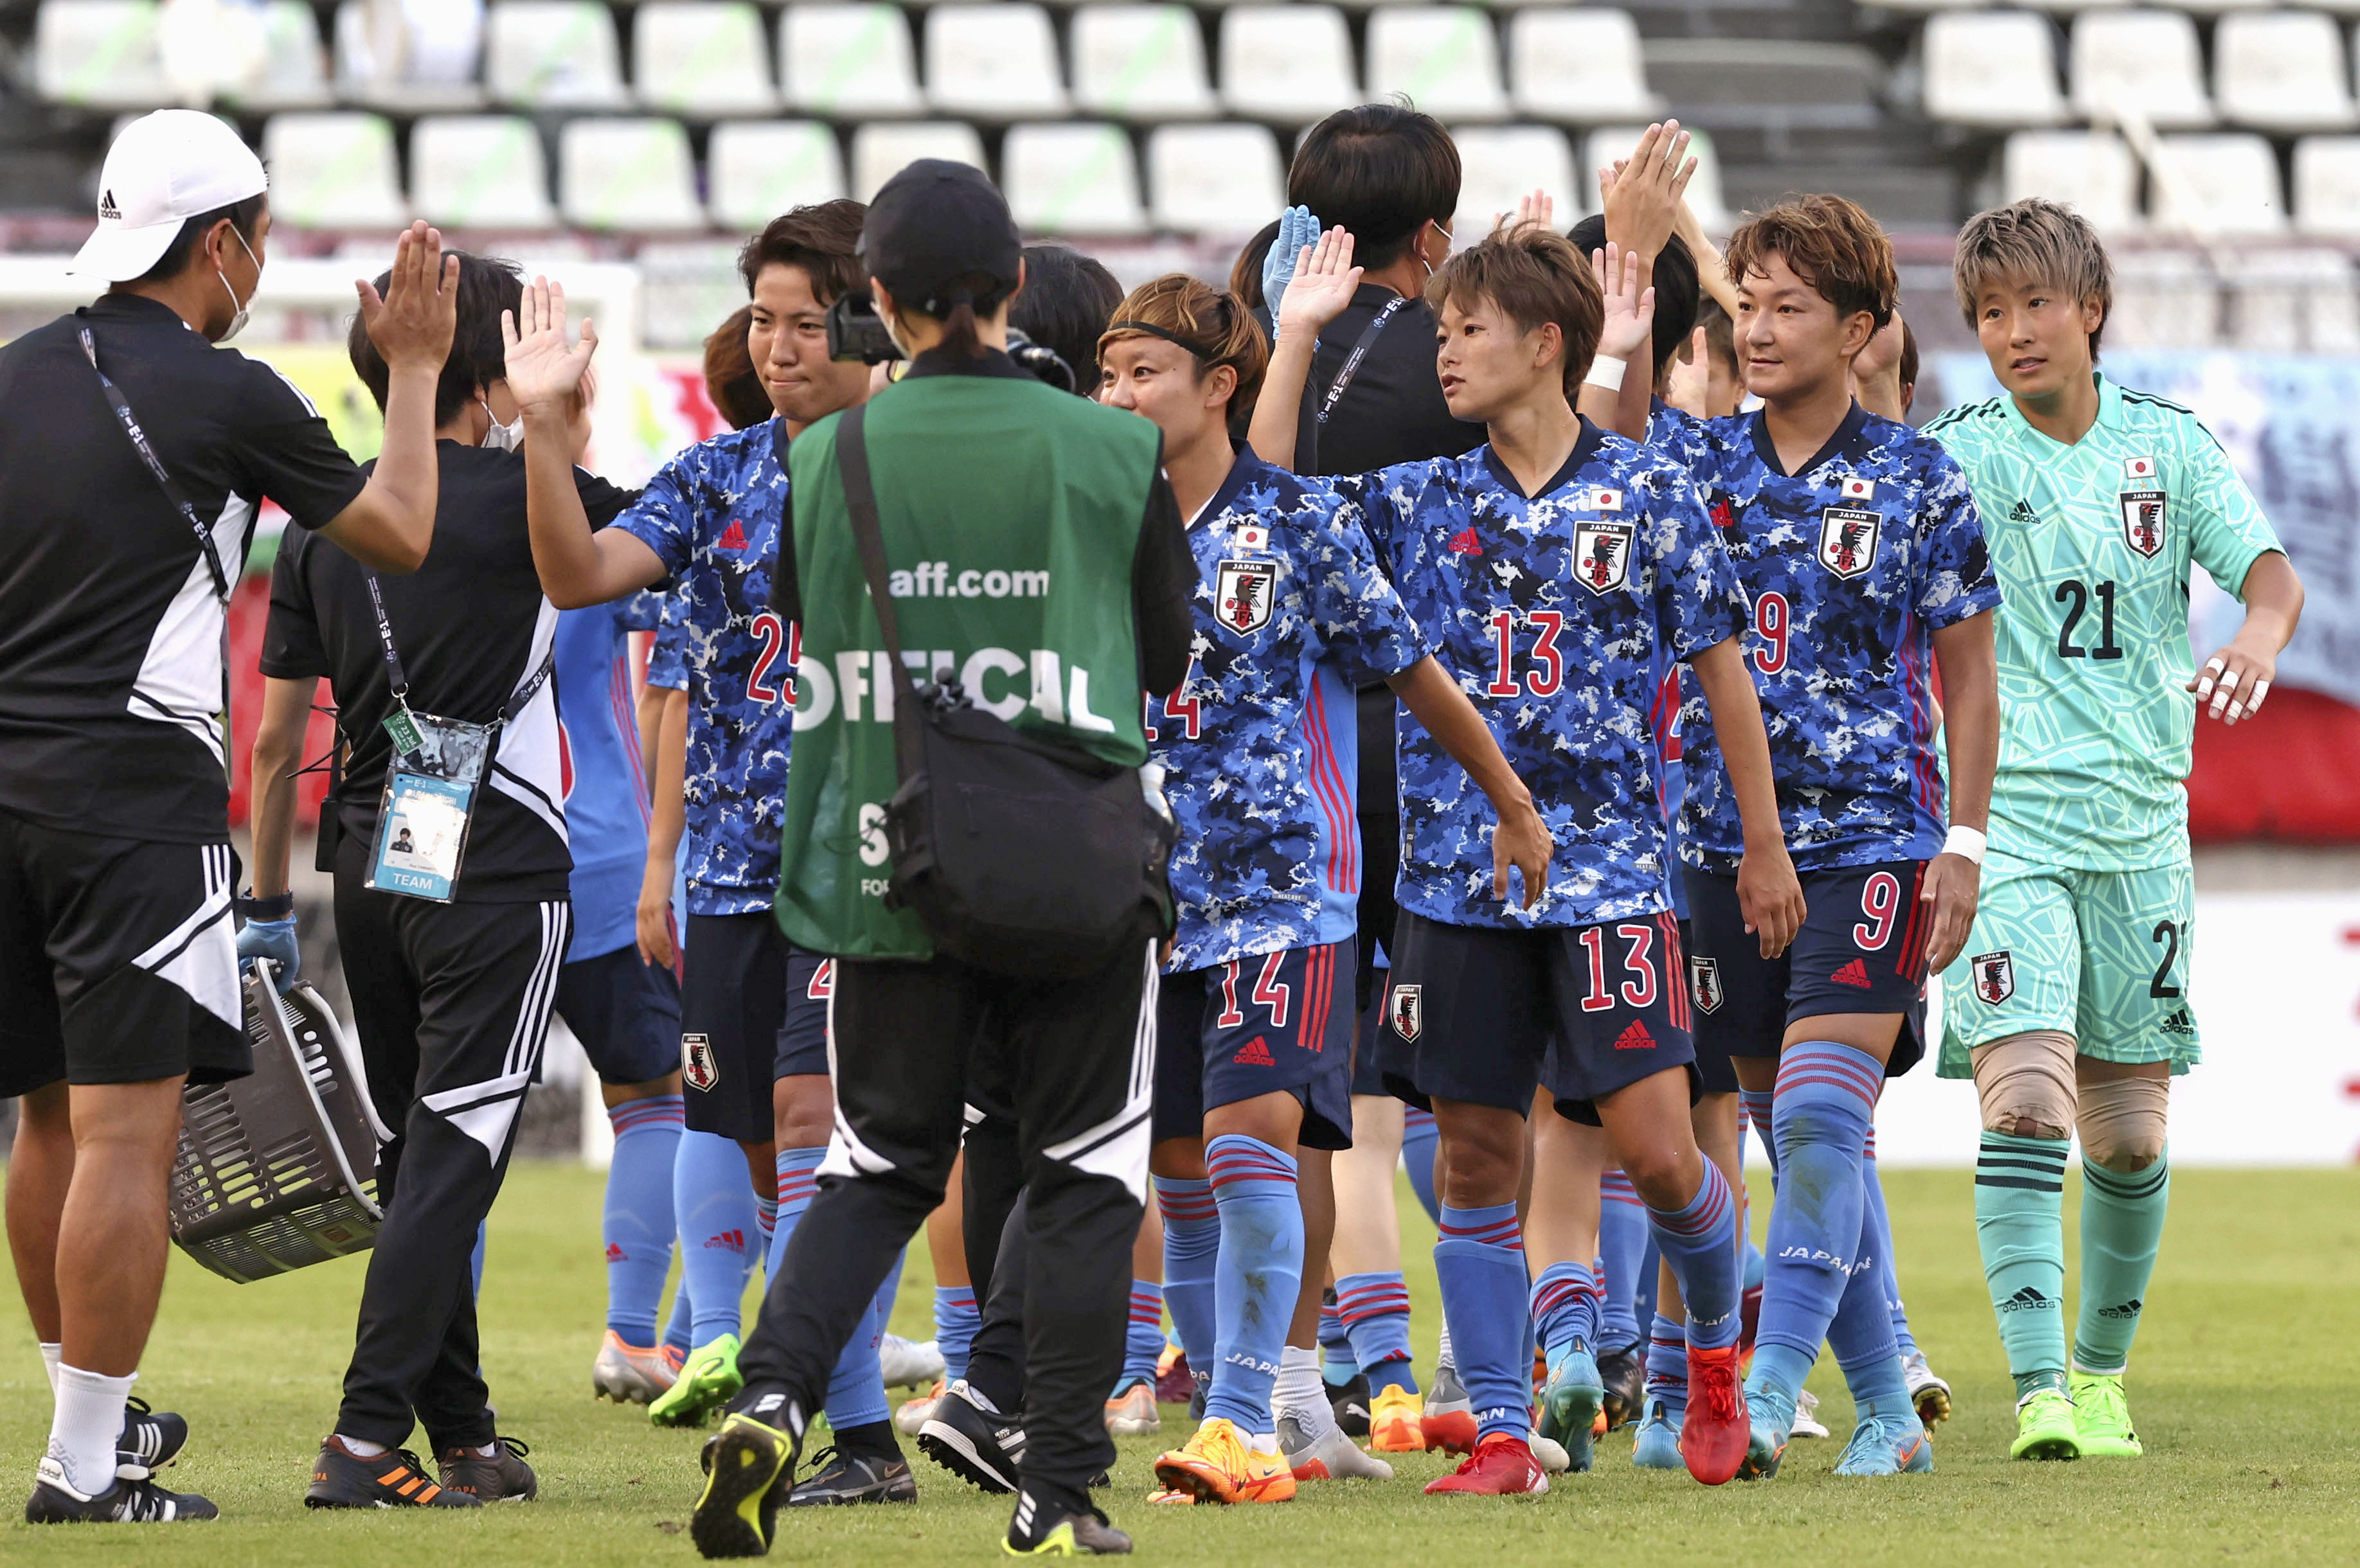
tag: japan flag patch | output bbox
[2124,456,2158,481]
[1231,522,1270,553]
[1585,486,1623,512]
[1840,476,1876,501]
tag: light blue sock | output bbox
[1203,1135,1302,1433]
[750,1193,778,1297]
[1645,1161,1742,1351]
[470,1221,486,1295]
[1434,1201,1530,1442]
[1157,1175,1220,1371]
[934,1285,979,1384]
[822,1254,900,1430]
[1861,1136,1919,1359]
[1644,1311,1689,1420]
[663,1262,694,1355]
[1530,1260,1600,1363]
[1122,1280,1167,1391]
[1598,1169,1648,1350]
[1750,1040,1882,1414]
[1318,1295,1357,1383]
[675,1129,757,1346]
[603,1094,683,1344]
[1400,1107,1442,1224]
[1337,1270,1417,1394]
[1740,1088,1778,1182]
[1634,1236,1661,1329]
[1827,1223,1913,1425]
[767,1145,825,1285]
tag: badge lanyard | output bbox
[1296,296,1409,472]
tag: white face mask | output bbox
[215,224,260,343]
[478,395,523,452]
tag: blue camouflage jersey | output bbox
[614,420,796,916]
[1332,424,1749,929]
[646,589,688,693]
[1152,449,1431,974]
[1674,402,2000,873]
[553,589,668,960]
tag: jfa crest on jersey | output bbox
[1330,428,1747,929]
[1152,450,1430,975]
[2120,456,2169,559]
[1674,404,2001,875]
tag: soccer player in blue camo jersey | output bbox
[1649,195,2002,1481]
[1097,275,1548,1505]
[507,206,918,1499]
[1254,221,1807,1494]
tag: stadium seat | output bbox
[2293,134,2360,233]
[1072,5,1217,120]
[2213,12,2356,133]
[262,111,406,227]
[1507,9,1661,123]
[1366,7,1509,121]
[35,0,172,109]
[781,3,924,117]
[333,0,486,111]
[1922,11,2069,129]
[1145,121,1283,233]
[2107,248,2214,346]
[2226,247,2360,350]
[1219,6,1358,124]
[1584,123,1731,229]
[710,120,848,229]
[2070,10,2213,129]
[486,0,628,108]
[411,113,559,227]
[925,4,1071,120]
[634,3,778,118]
[851,120,988,199]
[1453,124,1575,235]
[2151,132,2287,233]
[2000,129,2141,230]
[1003,121,1149,233]
[228,0,332,109]
[560,117,706,231]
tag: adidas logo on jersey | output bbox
[1612,1020,1656,1051]
[2159,1007,2195,1036]
[1999,1286,2055,1314]
[2009,499,2040,528]
[2097,1297,2144,1320]
[1831,958,1872,988]
[1447,527,1483,557]
[1233,1037,1276,1067]
[717,519,750,551]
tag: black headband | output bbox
[1104,319,1215,360]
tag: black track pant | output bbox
[331,876,569,1449]
[734,943,1155,1510]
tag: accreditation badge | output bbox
[365,709,494,903]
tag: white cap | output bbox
[70,111,269,283]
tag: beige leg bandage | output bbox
[1969,1031,2077,1140]
[2077,1076,2168,1172]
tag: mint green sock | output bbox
[2073,1150,2170,1375]
[1975,1132,2069,1394]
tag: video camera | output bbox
[827,287,1077,393]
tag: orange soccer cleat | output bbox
[1152,1418,1297,1505]
[1365,1383,1426,1453]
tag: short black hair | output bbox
[348,251,524,428]
[1230,219,1281,314]
[1010,244,1122,396]
[738,199,866,304]
[1287,105,1460,272]
[1566,215,1699,381]
[130,192,268,287]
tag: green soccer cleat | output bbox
[654,1335,745,1429]
[2071,1373,2143,1459]
[1832,1414,1933,1477]
[691,1412,800,1559]
[1537,1347,1604,1472]
[2010,1389,2081,1461]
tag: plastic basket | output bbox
[168,961,390,1283]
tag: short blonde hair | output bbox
[1953,198,2113,355]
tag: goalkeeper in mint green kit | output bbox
[1925,199,2303,1464]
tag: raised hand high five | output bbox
[501,274,601,420]
[357,220,459,375]
[1273,226,1365,344]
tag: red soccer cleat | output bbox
[1681,1344,1749,1486]
[1422,1432,1549,1495]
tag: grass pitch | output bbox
[3,1161,2355,1567]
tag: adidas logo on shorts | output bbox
[1831,958,1872,988]
[1612,1020,1655,1051]
[1233,1037,1276,1067]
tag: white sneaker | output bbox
[1278,1412,1394,1481]
[896,1378,945,1436]
[1528,1431,1571,1475]
[592,1330,679,1404]
[879,1335,945,1390]
[1791,1387,1831,1439]
[1902,1350,1953,1425]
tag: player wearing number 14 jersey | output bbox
[1926,199,2301,1464]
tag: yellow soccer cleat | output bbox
[1365,1383,1426,1454]
[1151,1418,1296,1504]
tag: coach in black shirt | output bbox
[0,111,453,1525]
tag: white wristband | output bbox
[1582,354,1627,392]
[1943,826,1987,866]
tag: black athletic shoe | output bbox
[1187,1369,1210,1423]
[1005,1490,1131,1556]
[1329,1371,1373,1439]
[117,1397,188,1480]
[692,1409,801,1559]
[26,1459,217,1524]
[784,1446,916,1506]
[304,1438,480,1508]
[438,1436,537,1502]
[1598,1342,1647,1430]
[917,1380,1024,1495]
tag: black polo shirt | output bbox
[1262,283,1485,479]
[0,294,370,842]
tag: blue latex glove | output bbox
[1261,205,1325,339]
[237,916,301,993]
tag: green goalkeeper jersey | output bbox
[1924,373,2281,871]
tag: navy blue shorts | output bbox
[679,911,784,1143]
[1677,917,1737,1096]
[1378,909,1698,1127]
[1154,938,1355,1152]
[555,943,682,1086]
[1681,861,1930,1077]
[779,947,833,1081]
[1350,956,1390,1098]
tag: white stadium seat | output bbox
[925,4,1071,120]
[2151,131,2287,233]
[1923,11,2069,129]
[1585,123,1731,229]
[232,1,332,110]
[2001,129,2141,230]
[411,113,559,227]
[1072,5,1217,120]
[334,0,486,111]
[1366,7,1509,121]
[1145,121,1284,233]
[1508,9,1661,123]
[1003,121,1149,233]
[1219,6,1357,124]
[781,3,923,117]
[2213,11,2356,133]
[634,3,778,118]
[486,0,629,108]
[36,0,172,110]
[851,120,988,200]
[2225,247,2360,350]
[2070,10,2213,129]
[709,120,849,230]
[2107,248,2215,348]
[262,111,406,227]
[2293,133,2360,233]
[1453,124,1575,236]
[559,116,706,231]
